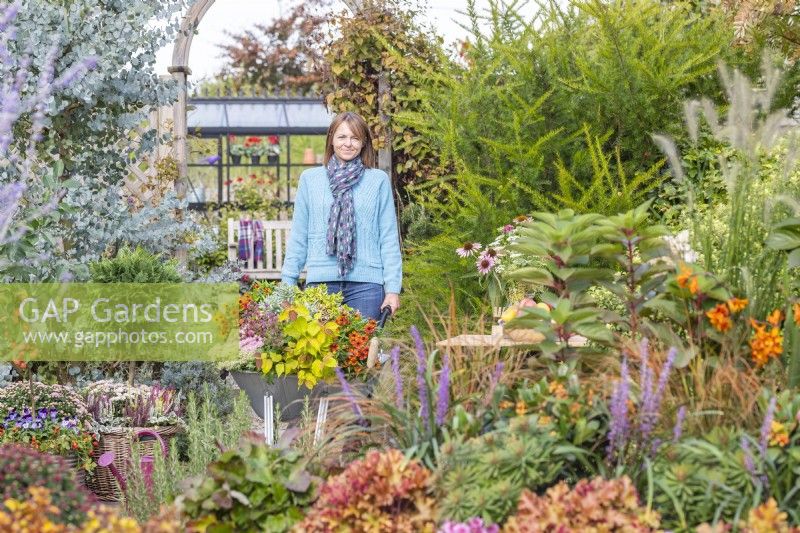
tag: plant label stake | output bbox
[263,394,274,446]
[314,397,330,446]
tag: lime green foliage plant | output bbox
[0,444,96,526]
[89,246,182,283]
[527,126,667,216]
[297,448,436,532]
[262,304,339,389]
[434,415,577,525]
[503,476,661,532]
[176,431,315,532]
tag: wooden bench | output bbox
[227,219,305,280]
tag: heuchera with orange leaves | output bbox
[503,476,660,532]
[295,449,435,532]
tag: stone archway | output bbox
[168,0,362,196]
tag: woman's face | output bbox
[332,121,363,162]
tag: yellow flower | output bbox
[727,297,748,313]
[548,381,568,399]
[769,420,790,447]
[767,309,785,327]
[706,303,732,332]
[515,401,527,416]
[538,415,553,426]
[499,400,513,410]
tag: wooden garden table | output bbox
[435,331,588,349]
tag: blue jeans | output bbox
[306,281,385,320]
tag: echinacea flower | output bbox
[476,256,496,275]
[479,248,499,260]
[502,224,514,233]
[456,242,482,257]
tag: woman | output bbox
[281,112,402,320]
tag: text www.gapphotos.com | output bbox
[21,329,214,348]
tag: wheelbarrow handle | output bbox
[377,305,392,330]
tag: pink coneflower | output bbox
[502,224,514,233]
[456,242,482,258]
[476,255,496,274]
[480,248,499,260]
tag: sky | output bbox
[154,0,517,82]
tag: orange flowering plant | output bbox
[331,310,379,378]
[643,262,753,363]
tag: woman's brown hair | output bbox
[323,112,376,168]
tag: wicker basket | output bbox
[88,425,180,502]
[61,453,87,487]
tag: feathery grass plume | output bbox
[390,345,403,409]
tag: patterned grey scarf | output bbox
[326,155,365,277]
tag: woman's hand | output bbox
[381,293,400,315]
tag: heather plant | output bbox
[83,380,182,429]
[0,444,96,526]
[176,432,316,532]
[434,415,576,526]
[502,476,661,532]
[296,448,436,532]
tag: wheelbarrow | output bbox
[96,429,168,495]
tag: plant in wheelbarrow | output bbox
[175,430,317,532]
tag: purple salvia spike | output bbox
[390,346,403,409]
[606,356,630,462]
[759,396,776,459]
[435,353,450,427]
[335,367,363,419]
[410,326,430,430]
[740,436,758,485]
[672,405,686,443]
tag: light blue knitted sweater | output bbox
[280,166,403,293]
